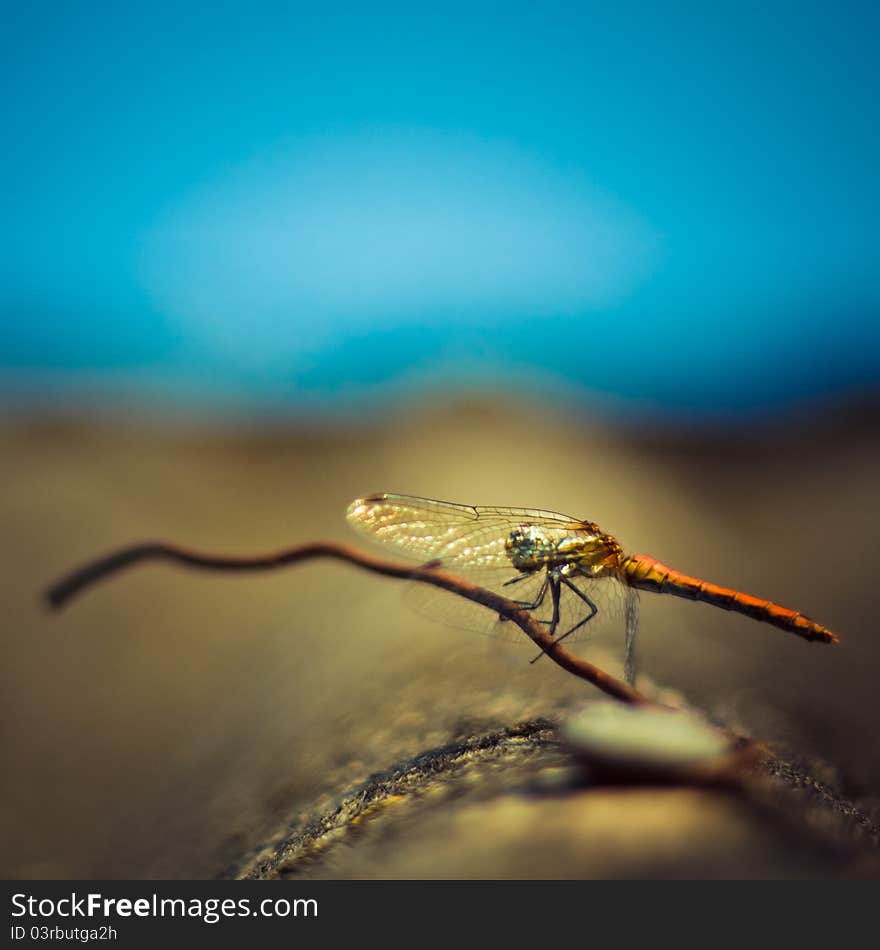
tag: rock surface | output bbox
[237,717,878,880]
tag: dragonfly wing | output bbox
[347,494,637,670]
[402,563,632,650]
[624,584,639,684]
[402,566,548,642]
[346,493,583,570]
[553,570,633,645]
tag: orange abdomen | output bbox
[621,555,838,645]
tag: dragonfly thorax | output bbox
[504,523,621,575]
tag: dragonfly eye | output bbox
[505,524,546,570]
[507,525,532,547]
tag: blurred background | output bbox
[2,2,878,878]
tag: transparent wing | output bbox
[347,494,640,681]
[403,565,634,649]
[403,566,547,644]
[346,493,586,569]
[553,570,636,649]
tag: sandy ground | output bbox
[1,396,878,878]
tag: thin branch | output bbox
[44,540,648,705]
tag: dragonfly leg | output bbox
[548,573,562,636]
[529,574,563,663]
[529,574,596,663]
[498,570,549,619]
[552,575,598,646]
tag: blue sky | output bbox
[2,2,878,418]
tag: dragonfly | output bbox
[346,493,839,684]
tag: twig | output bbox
[44,540,648,705]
